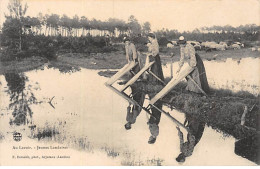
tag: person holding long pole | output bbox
[123,37,145,130]
[146,33,165,144]
[176,36,210,94]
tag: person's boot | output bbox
[147,123,159,144]
[148,135,157,144]
[126,105,132,121]
[124,122,132,130]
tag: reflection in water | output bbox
[235,105,259,164]
[34,123,60,140]
[235,134,260,165]
[4,73,38,126]
[47,62,81,74]
[0,66,257,165]
[176,114,206,163]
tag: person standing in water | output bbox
[146,33,165,144]
[176,36,210,94]
[176,114,206,163]
[123,37,145,130]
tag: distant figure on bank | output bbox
[123,37,145,130]
[105,34,111,46]
[146,33,165,144]
[176,36,210,94]
[176,114,206,163]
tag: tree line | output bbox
[13,14,150,37]
[1,0,259,55]
[3,1,259,38]
[155,24,260,43]
[2,0,150,38]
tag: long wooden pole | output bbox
[170,62,173,79]
[105,83,157,119]
[150,104,189,132]
[186,75,207,96]
[147,70,166,85]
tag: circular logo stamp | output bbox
[13,132,22,142]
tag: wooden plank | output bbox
[105,83,136,105]
[119,61,155,92]
[105,84,157,119]
[106,62,138,85]
[150,66,194,105]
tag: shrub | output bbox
[0,48,16,61]
[0,47,34,61]
[158,37,170,47]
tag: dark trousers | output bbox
[126,63,145,124]
[148,93,162,125]
[149,55,164,125]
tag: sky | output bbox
[0,0,259,32]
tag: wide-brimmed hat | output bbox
[177,36,187,45]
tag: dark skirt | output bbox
[148,54,165,125]
[186,54,210,94]
[149,54,165,85]
[185,114,206,146]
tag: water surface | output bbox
[0,58,258,165]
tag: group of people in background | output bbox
[123,33,210,162]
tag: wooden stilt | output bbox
[150,66,194,105]
[119,61,155,92]
[105,83,157,119]
[105,84,136,105]
[170,56,174,79]
[106,62,138,86]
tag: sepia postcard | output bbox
[0,0,259,166]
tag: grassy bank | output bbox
[133,80,259,140]
[164,87,259,140]
[0,56,47,75]
[0,47,259,75]
[54,47,260,73]
[57,47,260,70]
[56,51,128,69]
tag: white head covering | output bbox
[179,36,185,41]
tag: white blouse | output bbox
[179,43,197,68]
